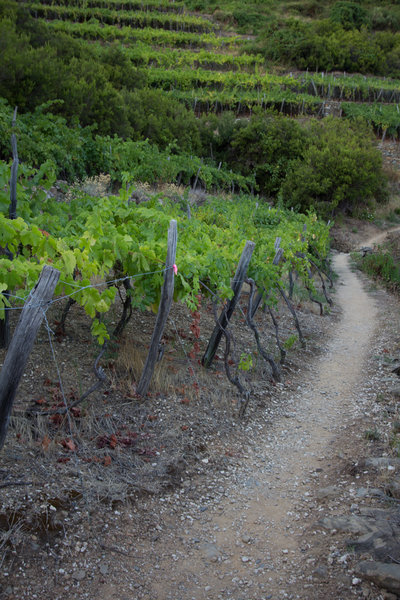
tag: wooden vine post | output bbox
[137,219,177,397]
[0,107,18,349]
[0,265,60,451]
[202,240,255,368]
[9,106,19,221]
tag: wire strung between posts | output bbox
[2,265,175,312]
[2,265,286,314]
[42,310,75,435]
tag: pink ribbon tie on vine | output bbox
[173,264,178,275]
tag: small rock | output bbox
[319,515,371,535]
[199,542,219,561]
[241,535,251,544]
[365,457,400,470]
[355,561,400,595]
[99,564,108,576]
[313,565,328,578]
[315,486,339,500]
[72,570,86,582]
[241,556,250,563]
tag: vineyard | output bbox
[1,1,400,595]
[0,142,334,499]
[6,0,400,134]
[0,0,397,423]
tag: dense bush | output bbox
[0,19,144,134]
[279,118,388,218]
[330,1,370,30]
[124,88,202,153]
[228,112,307,196]
[255,18,397,76]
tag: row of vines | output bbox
[0,159,331,350]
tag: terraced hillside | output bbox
[10,0,400,135]
[0,0,397,209]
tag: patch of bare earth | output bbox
[1,228,400,599]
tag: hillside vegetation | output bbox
[0,0,398,216]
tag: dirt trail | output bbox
[128,251,378,600]
[366,225,400,247]
[90,238,395,600]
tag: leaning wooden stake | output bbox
[202,240,255,368]
[137,220,178,397]
[0,265,60,451]
[0,107,18,349]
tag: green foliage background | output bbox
[0,0,394,218]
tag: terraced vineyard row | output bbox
[8,0,400,139]
[30,5,400,116]
[167,88,322,116]
[45,18,235,47]
[22,1,215,32]
[35,0,186,12]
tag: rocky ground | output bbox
[1,223,400,599]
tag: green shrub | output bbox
[359,251,400,292]
[228,111,306,196]
[279,117,388,218]
[330,1,370,30]
[124,88,202,153]
[256,19,386,75]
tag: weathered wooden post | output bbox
[9,106,19,221]
[202,240,255,368]
[137,220,177,397]
[0,265,60,451]
[0,107,18,349]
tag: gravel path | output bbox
[90,250,386,600]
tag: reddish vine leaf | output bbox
[119,435,137,447]
[50,414,63,426]
[96,435,109,449]
[41,435,51,451]
[109,434,118,449]
[61,438,76,452]
[103,455,112,466]
[190,323,200,338]
[57,457,70,464]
